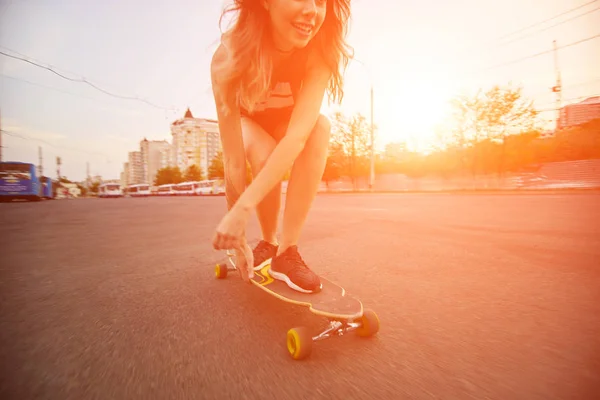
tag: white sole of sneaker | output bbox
[268,269,322,294]
[253,257,272,271]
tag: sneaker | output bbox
[252,240,278,271]
[269,245,322,293]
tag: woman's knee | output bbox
[241,118,277,173]
[315,114,331,137]
[304,114,331,153]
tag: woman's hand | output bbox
[212,205,254,280]
[234,241,254,281]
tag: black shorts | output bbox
[241,107,293,140]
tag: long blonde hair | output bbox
[215,0,353,114]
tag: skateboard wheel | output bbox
[215,263,228,279]
[286,327,312,360]
[356,309,380,337]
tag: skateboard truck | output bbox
[312,320,361,341]
[215,251,380,360]
[286,311,379,360]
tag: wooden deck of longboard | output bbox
[250,264,363,320]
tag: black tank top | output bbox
[240,49,309,117]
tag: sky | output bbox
[1,0,599,181]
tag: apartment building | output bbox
[119,108,221,187]
[127,151,144,185]
[120,162,129,188]
[140,138,171,185]
[171,108,221,176]
[559,96,600,129]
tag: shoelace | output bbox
[255,241,273,258]
[282,249,308,270]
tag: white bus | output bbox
[126,183,151,197]
[196,179,225,196]
[98,183,123,198]
[156,184,176,196]
[175,181,200,196]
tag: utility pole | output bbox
[552,39,563,131]
[57,156,61,181]
[369,86,375,191]
[353,58,376,191]
[87,162,90,189]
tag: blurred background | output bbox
[1,1,599,399]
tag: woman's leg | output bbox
[241,117,280,245]
[278,114,331,253]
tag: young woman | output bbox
[211,0,352,293]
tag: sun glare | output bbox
[330,71,456,155]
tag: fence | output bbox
[312,159,600,192]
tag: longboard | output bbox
[251,264,363,320]
[215,252,380,360]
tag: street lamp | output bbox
[369,85,374,191]
[353,58,375,191]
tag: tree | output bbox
[449,83,539,176]
[330,111,372,188]
[184,164,204,182]
[89,180,100,194]
[480,84,538,174]
[77,183,88,197]
[322,141,344,186]
[210,151,253,185]
[208,151,224,179]
[154,166,183,186]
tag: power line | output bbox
[0,50,176,111]
[454,0,599,57]
[1,73,107,102]
[0,45,90,81]
[535,94,598,112]
[525,77,600,101]
[1,73,184,124]
[0,129,112,162]
[473,33,600,74]
[494,6,600,48]
[493,0,598,42]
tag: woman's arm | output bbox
[211,44,247,211]
[233,53,331,213]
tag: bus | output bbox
[41,176,54,199]
[98,183,123,198]
[126,183,151,197]
[0,161,42,201]
[156,183,176,196]
[175,181,200,196]
[196,179,225,196]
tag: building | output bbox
[200,120,221,176]
[140,139,149,184]
[159,146,172,170]
[120,162,129,189]
[559,96,600,129]
[118,108,220,187]
[140,138,170,185]
[170,108,221,177]
[127,151,144,185]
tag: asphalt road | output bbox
[1,193,599,399]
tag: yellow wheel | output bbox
[286,327,312,360]
[215,263,228,279]
[356,310,380,337]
